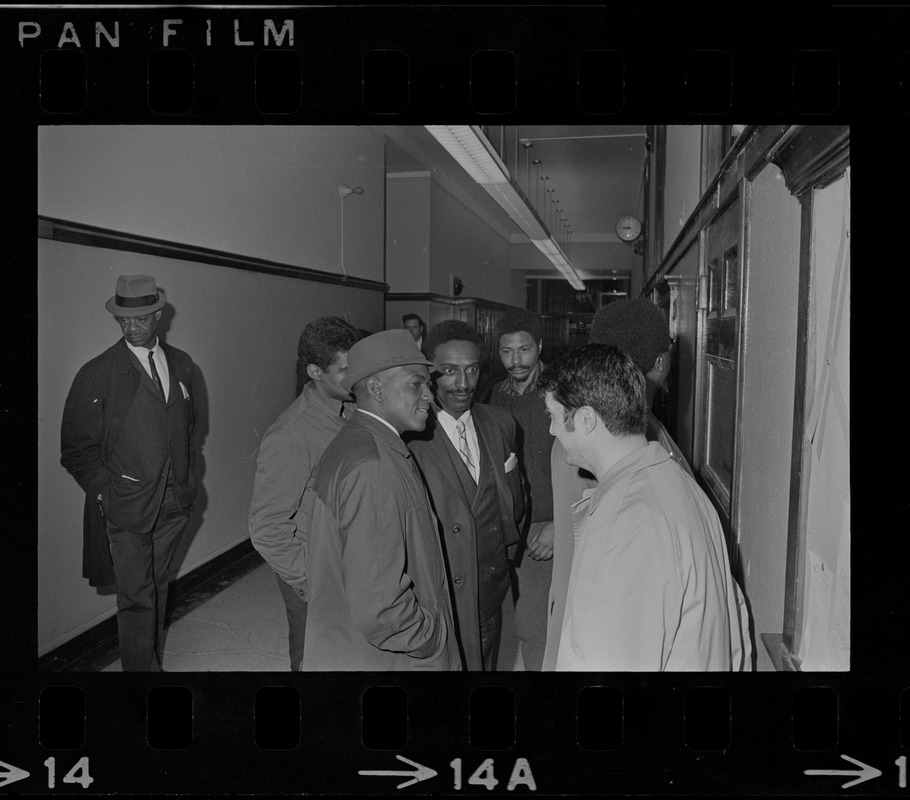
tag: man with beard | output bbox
[406,321,525,670]
[489,309,553,671]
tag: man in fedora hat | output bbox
[61,274,199,671]
[301,329,461,670]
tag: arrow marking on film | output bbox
[359,755,437,789]
[0,760,30,788]
[805,754,882,789]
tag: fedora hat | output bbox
[105,275,166,317]
[341,329,435,391]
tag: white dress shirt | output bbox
[125,336,170,401]
[436,408,481,481]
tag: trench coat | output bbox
[301,411,461,671]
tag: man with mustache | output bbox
[488,309,553,671]
[406,321,525,670]
[301,330,461,670]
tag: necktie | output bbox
[455,419,476,480]
[148,350,163,395]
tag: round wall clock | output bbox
[615,215,642,242]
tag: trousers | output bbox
[106,482,188,671]
[508,530,553,672]
[275,572,308,671]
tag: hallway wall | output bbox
[38,126,387,653]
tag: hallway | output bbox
[53,548,521,673]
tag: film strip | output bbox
[1,3,900,795]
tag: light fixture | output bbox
[339,184,364,199]
[339,185,364,280]
[425,125,584,290]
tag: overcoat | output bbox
[302,412,461,671]
[60,339,198,586]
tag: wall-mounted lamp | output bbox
[339,185,364,280]
[339,184,364,199]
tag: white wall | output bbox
[735,163,802,670]
[38,126,386,283]
[38,126,387,653]
[386,173,431,293]
[798,171,850,670]
[662,126,703,262]
[429,182,522,307]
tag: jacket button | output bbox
[453,576,464,585]
[490,524,498,532]
[452,525,461,534]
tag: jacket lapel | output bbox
[472,407,513,520]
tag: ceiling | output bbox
[378,124,649,282]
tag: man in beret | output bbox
[61,275,199,671]
[301,329,461,670]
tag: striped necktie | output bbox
[148,350,164,395]
[455,419,476,480]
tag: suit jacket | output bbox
[406,403,525,669]
[61,338,198,586]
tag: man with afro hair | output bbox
[489,308,553,671]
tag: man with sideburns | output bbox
[489,308,553,671]
[406,321,525,670]
[539,344,747,670]
[61,275,199,671]
[249,316,360,671]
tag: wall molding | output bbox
[38,216,388,293]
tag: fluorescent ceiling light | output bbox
[426,125,585,290]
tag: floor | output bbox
[90,557,522,672]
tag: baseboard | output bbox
[38,538,263,672]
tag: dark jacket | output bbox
[407,404,525,669]
[302,412,461,671]
[61,338,198,586]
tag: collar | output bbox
[575,442,674,517]
[498,360,545,396]
[124,336,161,359]
[436,405,473,427]
[352,409,412,457]
[356,408,400,436]
[303,381,353,420]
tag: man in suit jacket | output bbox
[61,275,199,671]
[406,321,525,670]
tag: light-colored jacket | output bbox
[248,382,349,597]
[557,442,751,671]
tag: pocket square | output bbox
[179,381,190,400]
[504,452,518,473]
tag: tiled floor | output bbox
[98,559,522,672]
